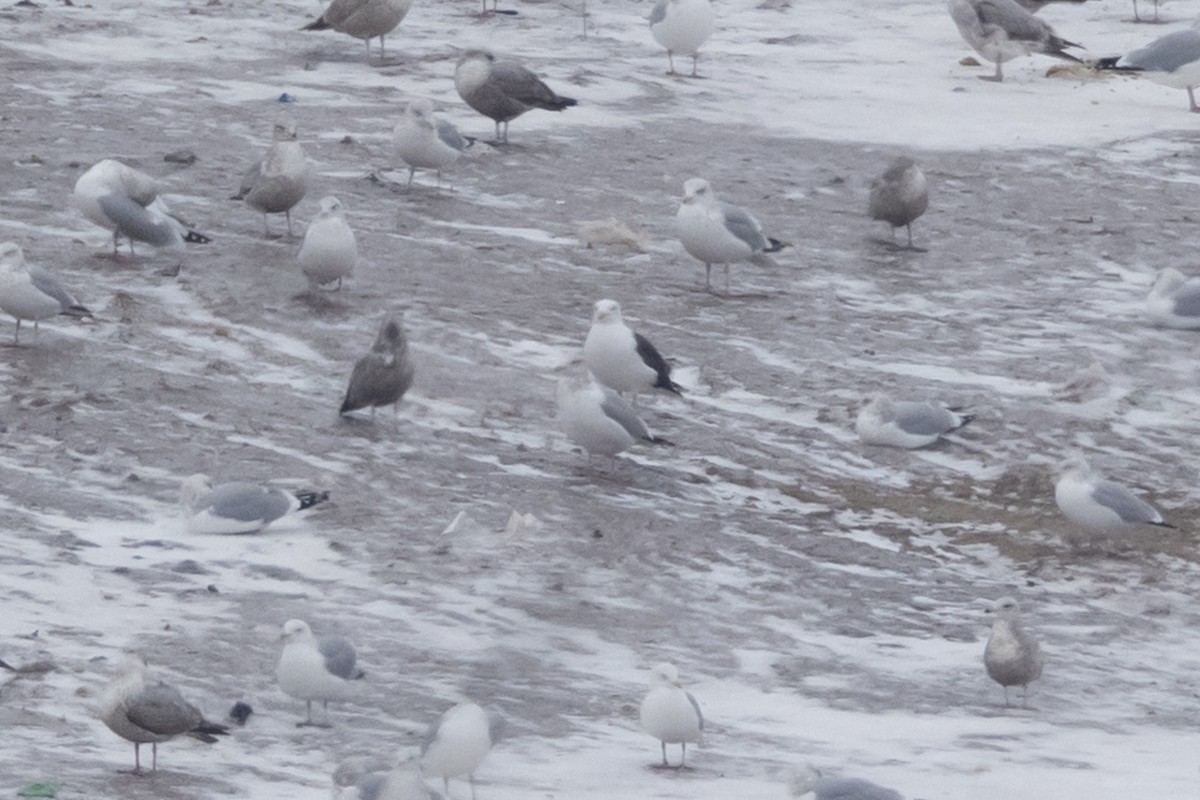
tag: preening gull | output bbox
[984,597,1044,706]
[1146,267,1200,327]
[675,177,787,293]
[788,765,903,800]
[649,0,715,77]
[1096,20,1200,112]
[99,653,229,773]
[639,662,703,768]
[72,159,211,255]
[234,112,308,236]
[340,315,415,417]
[582,299,682,397]
[393,99,473,187]
[276,619,364,727]
[420,702,506,798]
[947,0,1083,82]
[868,157,928,249]
[454,50,578,143]
[855,392,973,449]
[302,0,414,59]
[557,372,673,457]
[0,242,91,343]
[1054,454,1175,531]
[299,196,357,291]
[179,474,330,535]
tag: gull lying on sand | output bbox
[640,662,703,768]
[557,372,673,457]
[0,242,91,343]
[1146,267,1200,327]
[72,159,210,255]
[99,653,229,773]
[179,474,330,535]
[1054,454,1175,532]
[1096,20,1200,111]
[340,315,415,417]
[277,619,364,727]
[649,0,714,77]
[676,177,786,293]
[868,156,928,249]
[984,597,1043,706]
[299,196,357,291]
[855,392,973,449]
[454,50,578,143]
[302,0,414,59]
[947,0,1083,82]
[420,702,505,798]
[393,99,473,186]
[788,765,903,800]
[583,299,682,398]
[234,112,308,236]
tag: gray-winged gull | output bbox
[1054,454,1174,531]
[302,0,414,59]
[99,653,229,773]
[947,0,1083,82]
[0,242,92,343]
[276,619,364,727]
[234,112,308,236]
[420,702,505,798]
[868,157,928,249]
[179,474,330,535]
[1146,267,1200,327]
[340,315,415,417]
[393,99,473,187]
[855,392,973,449]
[984,597,1044,706]
[454,50,578,143]
[675,177,787,293]
[788,765,903,800]
[339,767,435,800]
[299,196,357,291]
[583,299,682,398]
[556,372,674,457]
[1096,20,1200,111]
[649,0,715,77]
[639,662,703,768]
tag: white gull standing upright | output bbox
[454,50,578,143]
[648,0,714,77]
[582,299,682,398]
[420,702,506,799]
[556,372,673,457]
[0,242,92,343]
[276,619,364,727]
[1054,454,1175,532]
[855,392,973,449]
[639,662,703,768]
[235,112,308,236]
[393,99,473,187]
[179,474,330,535]
[868,156,928,249]
[299,196,357,291]
[302,0,414,60]
[984,597,1044,706]
[1146,267,1200,328]
[676,177,787,293]
[947,0,1083,82]
[1097,19,1200,112]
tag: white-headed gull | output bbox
[984,596,1044,706]
[340,315,415,417]
[299,196,357,291]
[277,619,364,727]
[649,0,714,77]
[454,50,578,144]
[1054,454,1175,531]
[420,702,506,798]
[639,662,703,768]
[1097,20,1200,112]
[556,373,673,457]
[0,242,91,343]
[855,392,972,449]
[179,474,330,535]
[868,157,928,249]
[393,99,473,187]
[947,0,1082,82]
[676,177,786,293]
[583,299,682,398]
[234,112,308,236]
[302,0,414,59]
[1146,267,1200,328]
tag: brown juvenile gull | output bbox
[234,112,309,236]
[984,597,1044,706]
[947,0,1083,82]
[277,619,364,727]
[302,0,414,59]
[99,653,229,773]
[179,474,330,535]
[675,177,787,293]
[639,662,703,768]
[454,50,578,143]
[420,702,506,799]
[0,242,92,344]
[582,299,682,398]
[868,156,928,249]
[340,315,415,417]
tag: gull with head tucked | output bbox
[276,619,364,727]
[788,764,903,800]
[676,178,787,293]
[649,0,714,77]
[299,196,357,291]
[639,662,703,768]
[1054,454,1175,533]
[393,99,473,187]
[855,392,973,449]
[1146,267,1200,328]
[420,701,506,799]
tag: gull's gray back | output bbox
[435,119,469,152]
[719,202,768,251]
[1125,29,1200,73]
[813,776,903,800]
[1092,480,1159,523]
[648,0,668,25]
[125,682,202,736]
[686,691,704,729]
[207,482,291,524]
[486,704,506,743]
[893,402,957,436]
[319,636,360,679]
[975,0,1052,42]
[97,193,177,247]
[1172,282,1200,317]
[599,387,652,441]
[26,264,76,310]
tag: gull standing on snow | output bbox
[302,0,414,59]
[340,315,415,417]
[0,242,92,343]
[984,597,1044,706]
[1146,267,1200,327]
[277,619,364,727]
[788,765,902,800]
[557,372,673,457]
[1054,454,1175,532]
[420,702,506,798]
[855,392,973,449]
[299,196,357,291]
[639,662,703,768]
[179,474,330,535]
[72,159,211,256]
[583,299,682,398]
[1096,20,1200,112]
[868,156,928,249]
[947,0,1083,82]
[649,0,714,77]
[99,653,229,773]
[393,99,473,187]
[1132,0,1162,23]
[676,177,787,293]
[454,50,578,143]
[234,112,308,236]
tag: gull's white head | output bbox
[115,651,149,679]
[1150,267,1187,298]
[406,98,436,129]
[281,618,315,644]
[1058,453,1092,479]
[649,662,682,688]
[681,178,713,205]
[318,196,344,216]
[179,473,213,509]
[861,392,895,421]
[986,596,1022,621]
[786,763,823,798]
[457,49,495,67]
[0,241,24,267]
[591,298,623,325]
[273,112,299,142]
